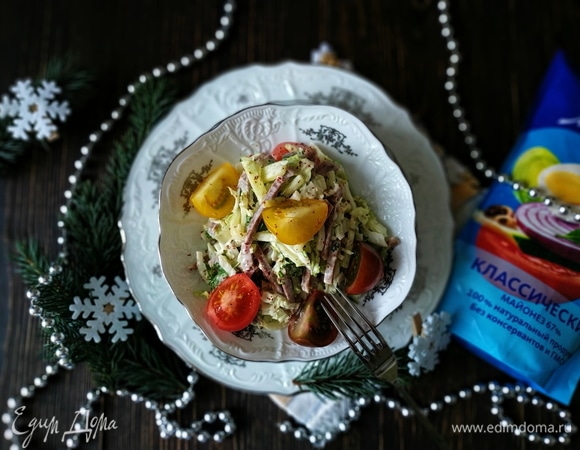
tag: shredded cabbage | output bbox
[196,143,393,328]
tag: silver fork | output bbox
[320,288,398,382]
[321,289,451,450]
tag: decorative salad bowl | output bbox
[158,103,417,362]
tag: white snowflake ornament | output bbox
[407,311,451,377]
[69,276,142,343]
[0,78,71,141]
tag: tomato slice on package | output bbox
[344,242,384,295]
[190,162,240,219]
[206,273,261,332]
[262,198,329,245]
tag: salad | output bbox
[191,142,398,347]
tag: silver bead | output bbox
[279,421,291,433]
[145,400,157,410]
[458,389,472,399]
[213,431,226,442]
[373,393,386,403]
[197,431,211,443]
[204,412,217,423]
[443,394,457,404]
[181,389,194,402]
[472,383,487,394]
[187,372,199,384]
[543,435,557,446]
[558,434,571,444]
[163,403,175,413]
[347,408,360,420]
[41,318,54,328]
[430,401,443,411]
[50,332,65,343]
[20,386,33,398]
[65,436,79,448]
[357,396,370,407]
[29,305,43,316]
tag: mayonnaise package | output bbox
[439,51,580,405]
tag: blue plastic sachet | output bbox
[439,51,580,405]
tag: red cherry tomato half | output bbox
[271,142,309,161]
[206,273,262,332]
[344,242,384,295]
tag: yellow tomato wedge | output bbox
[190,162,240,219]
[262,198,329,245]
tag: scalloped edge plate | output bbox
[158,103,417,362]
[120,62,453,395]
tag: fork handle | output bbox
[374,355,399,383]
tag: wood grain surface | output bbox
[1,1,579,449]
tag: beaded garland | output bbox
[2,1,578,449]
[3,2,237,448]
[437,0,580,223]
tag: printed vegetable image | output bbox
[512,146,559,188]
[192,142,398,346]
[537,163,580,205]
[475,204,580,301]
[515,203,580,263]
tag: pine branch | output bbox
[293,352,389,400]
[0,118,28,174]
[12,240,52,287]
[88,321,190,401]
[42,55,95,108]
[14,76,186,402]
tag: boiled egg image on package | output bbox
[537,163,580,205]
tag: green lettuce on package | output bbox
[440,51,580,405]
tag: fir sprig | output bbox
[41,55,94,109]
[13,78,191,402]
[0,118,28,172]
[293,352,390,400]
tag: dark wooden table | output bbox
[1,1,579,449]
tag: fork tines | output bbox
[321,289,387,361]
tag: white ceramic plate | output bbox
[120,62,453,394]
[158,103,417,362]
